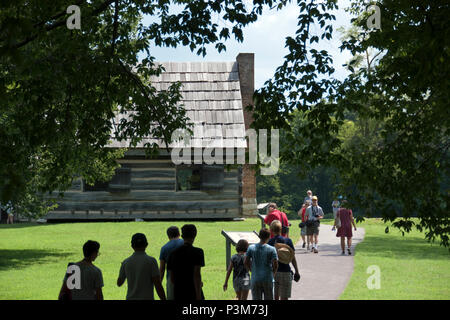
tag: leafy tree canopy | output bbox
[0,0,284,211]
[1,1,448,248]
[251,0,449,246]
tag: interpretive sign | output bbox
[221,230,260,269]
[257,213,266,229]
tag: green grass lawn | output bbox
[335,219,450,300]
[0,218,448,300]
[0,218,267,300]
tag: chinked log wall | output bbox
[47,159,241,220]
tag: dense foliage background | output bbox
[1,0,448,246]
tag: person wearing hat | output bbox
[304,190,313,205]
[117,233,166,300]
[304,196,324,253]
[268,220,300,300]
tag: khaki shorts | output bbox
[274,272,293,299]
[306,223,320,235]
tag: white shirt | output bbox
[305,205,324,221]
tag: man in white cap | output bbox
[304,196,324,253]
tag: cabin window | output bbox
[176,165,201,191]
[201,165,224,191]
[176,164,224,191]
[83,166,131,192]
[83,180,109,192]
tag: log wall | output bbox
[46,158,242,220]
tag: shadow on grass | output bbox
[0,249,73,271]
[356,235,449,261]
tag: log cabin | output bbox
[45,53,258,221]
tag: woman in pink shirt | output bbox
[334,200,357,255]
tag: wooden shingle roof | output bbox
[110,61,247,149]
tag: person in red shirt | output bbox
[264,203,290,238]
[298,202,309,248]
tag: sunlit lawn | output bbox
[0,219,266,300]
[1,218,448,300]
[336,219,450,300]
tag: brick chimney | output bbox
[236,53,257,217]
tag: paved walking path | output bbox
[246,225,365,300]
[290,225,365,300]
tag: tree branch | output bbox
[117,59,171,149]
[100,0,119,116]
[2,0,116,51]
[369,50,383,68]
[110,0,119,57]
[33,0,85,29]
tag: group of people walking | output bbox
[298,190,357,255]
[57,190,357,301]
[59,221,300,301]
[59,224,205,300]
[223,202,301,300]
[298,191,324,253]
[224,217,300,301]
